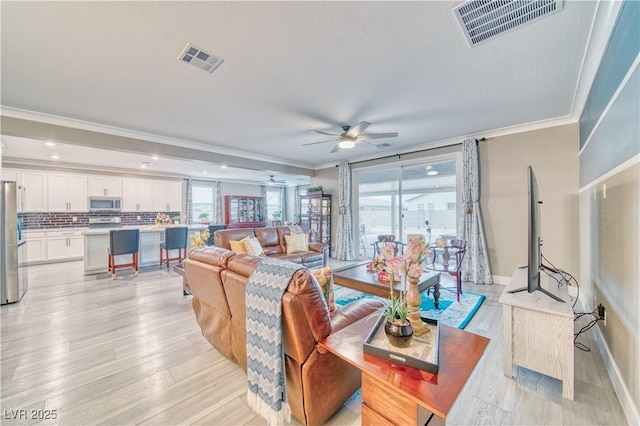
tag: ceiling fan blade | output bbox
[346,121,371,137]
[356,132,398,140]
[301,139,338,146]
[360,140,379,148]
[309,130,341,137]
[330,144,340,153]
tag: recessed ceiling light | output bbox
[140,164,147,169]
[151,155,159,161]
[221,164,227,169]
[427,170,438,176]
[45,142,56,147]
[202,171,208,175]
[50,154,60,159]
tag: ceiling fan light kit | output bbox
[338,140,356,149]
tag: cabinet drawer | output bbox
[47,230,83,238]
[362,374,417,425]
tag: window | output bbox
[447,202,456,211]
[427,203,435,210]
[191,182,217,223]
[266,187,283,223]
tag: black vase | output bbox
[384,320,413,348]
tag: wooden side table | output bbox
[319,314,489,425]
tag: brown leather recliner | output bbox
[214,226,328,268]
[184,246,384,425]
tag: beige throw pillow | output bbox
[243,237,265,257]
[229,237,249,254]
[285,233,308,254]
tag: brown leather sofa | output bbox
[214,226,328,268]
[184,246,384,425]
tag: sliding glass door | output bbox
[355,157,459,258]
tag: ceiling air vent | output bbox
[453,0,564,47]
[178,43,224,74]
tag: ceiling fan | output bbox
[301,121,398,153]
[266,175,286,186]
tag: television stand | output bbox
[499,268,574,400]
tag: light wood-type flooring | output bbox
[0,260,627,425]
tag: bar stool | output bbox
[160,226,188,270]
[108,229,140,280]
[207,224,227,246]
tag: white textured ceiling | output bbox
[1,1,601,180]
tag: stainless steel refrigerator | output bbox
[1,181,28,304]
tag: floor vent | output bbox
[178,43,224,74]
[453,0,564,47]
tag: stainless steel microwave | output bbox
[88,196,122,211]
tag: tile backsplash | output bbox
[19,211,181,230]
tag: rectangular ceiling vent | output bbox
[453,0,564,47]
[178,43,224,74]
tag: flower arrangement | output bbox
[155,213,172,225]
[190,228,211,247]
[369,237,430,326]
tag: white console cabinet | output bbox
[499,268,574,400]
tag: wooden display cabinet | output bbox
[299,193,331,251]
[224,195,266,229]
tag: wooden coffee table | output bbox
[333,263,441,308]
[319,314,489,425]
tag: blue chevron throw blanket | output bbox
[246,258,303,425]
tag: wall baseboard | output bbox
[592,325,639,426]
[492,275,511,285]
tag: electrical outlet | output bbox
[598,304,606,326]
[137,215,141,220]
[72,216,77,222]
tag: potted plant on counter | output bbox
[198,212,210,224]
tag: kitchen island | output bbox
[83,225,207,275]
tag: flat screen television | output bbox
[508,166,564,302]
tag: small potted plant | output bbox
[198,212,210,224]
[172,215,180,224]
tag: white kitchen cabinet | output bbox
[2,168,20,182]
[48,173,88,212]
[153,181,182,211]
[46,230,84,261]
[122,178,154,211]
[20,171,47,212]
[88,176,122,197]
[23,232,46,263]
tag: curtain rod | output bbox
[340,137,487,167]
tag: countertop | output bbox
[83,224,207,236]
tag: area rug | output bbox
[334,284,485,329]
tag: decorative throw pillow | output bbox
[243,237,265,257]
[312,266,336,312]
[285,233,308,254]
[229,236,249,254]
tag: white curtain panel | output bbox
[462,139,493,284]
[294,186,300,224]
[335,162,355,260]
[185,179,193,225]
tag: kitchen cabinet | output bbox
[23,232,46,263]
[2,169,20,182]
[20,171,48,212]
[48,173,88,212]
[88,176,122,197]
[122,178,154,211]
[46,230,84,261]
[153,181,182,211]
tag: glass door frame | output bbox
[352,151,462,258]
